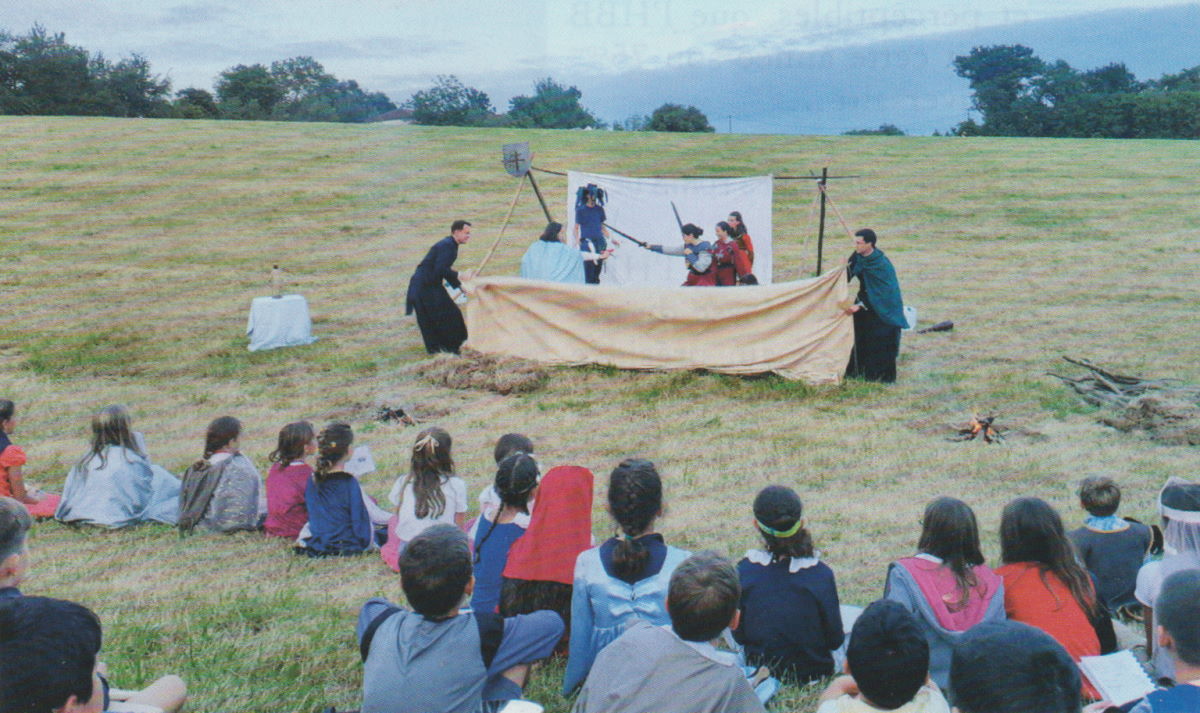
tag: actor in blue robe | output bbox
[520,222,585,284]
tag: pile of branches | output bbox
[1049,357,1200,445]
[413,349,549,395]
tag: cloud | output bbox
[159,3,230,26]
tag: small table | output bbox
[246,294,318,352]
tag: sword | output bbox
[670,201,684,231]
[602,223,650,248]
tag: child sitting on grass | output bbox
[296,423,379,557]
[572,551,765,713]
[471,452,537,614]
[479,433,536,527]
[0,400,60,518]
[817,599,949,713]
[735,485,844,683]
[1128,570,1200,713]
[0,496,31,598]
[562,458,691,694]
[264,420,315,539]
[0,595,187,713]
[177,416,263,533]
[1067,476,1152,614]
[381,426,468,571]
[357,523,562,713]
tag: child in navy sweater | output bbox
[734,485,844,683]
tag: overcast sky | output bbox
[2,1,1192,104]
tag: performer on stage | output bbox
[406,220,471,354]
[574,184,616,284]
[520,222,587,284]
[712,221,751,286]
[844,228,906,382]
[727,211,755,268]
[650,223,716,286]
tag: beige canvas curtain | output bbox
[462,266,854,384]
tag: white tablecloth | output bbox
[246,295,317,352]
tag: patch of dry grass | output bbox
[4,117,1200,712]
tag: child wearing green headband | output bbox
[734,485,845,683]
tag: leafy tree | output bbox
[953,44,1048,135]
[0,25,94,115]
[613,114,648,131]
[1081,62,1142,95]
[1152,66,1200,92]
[645,103,714,132]
[843,124,905,136]
[404,75,493,126]
[215,63,284,119]
[99,54,171,117]
[173,88,219,118]
[506,78,601,129]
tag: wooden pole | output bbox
[815,166,828,275]
[526,171,553,223]
[473,178,526,278]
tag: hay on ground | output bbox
[412,349,549,395]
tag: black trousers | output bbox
[847,308,901,382]
[411,288,467,354]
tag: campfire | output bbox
[952,414,1003,443]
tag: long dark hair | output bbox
[314,422,353,482]
[728,211,747,237]
[81,405,144,469]
[0,399,13,423]
[753,485,814,560]
[474,452,539,563]
[410,427,454,519]
[195,416,241,469]
[608,458,663,580]
[539,222,563,243]
[1000,497,1098,617]
[918,497,987,609]
[269,421,314,465]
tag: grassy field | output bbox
[3,116,1199,712]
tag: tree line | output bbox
[953,44,1200,139]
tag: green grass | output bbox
[5,116,1200,712]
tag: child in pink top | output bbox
[0,399,60,519]
[264,421,315,538]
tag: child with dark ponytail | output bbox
[295,422,375,556]
[469,452,538,614]
[562,458,690,694]
[735,485,844,683]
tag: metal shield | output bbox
[502,142,532,177]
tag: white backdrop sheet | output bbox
[566,171,773,287]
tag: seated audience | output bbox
[817,599,950,713]
[520,221,586,284]
[1067,476,1152,612]
[1129,570,1200,713]
[296,423,378,556]
[264,420,315,539]
[950,620,1087,713]
[1136,479,1200,682]
[735,485,844,683]
[0,496,31,598]
[381,426,468,571]
[500,463,594,647]
[479,433,536,528]
[572,551,765,713]
[471,453,538,613]
[55,405,180,528]
[884,497,1005,699]
[357,523,562,713]
[997,497,1112,700]
[562,458,691,694]
[0,595,186,713]
[177,416,263,533]
[0,399,60,518]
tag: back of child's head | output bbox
[202,415,242,459]
[494,452,539,513]
[607,458,663,581]
[399,523,472,619]
[0,399,13,423]
[918,497,986,608]
[0,497,32,564]
[951,620,1081,713]
[85,404,140,465]
[753,485,813,559]
[1158,569,1200,666]
[314,422,353,482]
[846,600,929,710]
[0,595,103,713]
[269,420,314,465]
[1077,476,1120,517]
[667,551,739,642]
[1001,497,1096,616]
[1159,479,1200,554]
[493,433,534,464]
[410,427,454,519]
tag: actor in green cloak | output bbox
[845,228,906,382]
